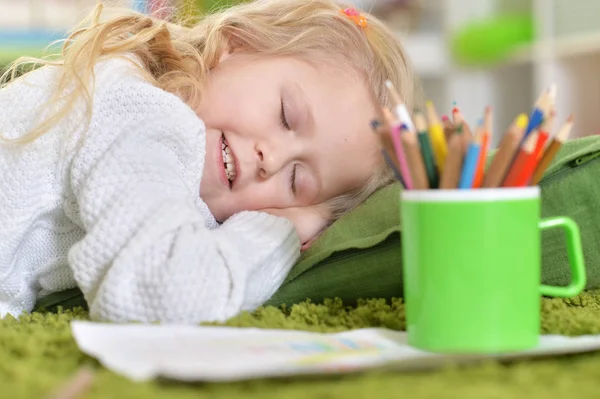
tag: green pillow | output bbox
[266,135,600,307]
[35,136,600,313]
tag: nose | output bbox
[255,139,295,179]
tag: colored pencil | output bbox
[425,101,448,173]
[442,114,453,141]
[383,108,413,189]
[451,102,462,123]
[534,111,555,160]
[531,115,574,185]
[385,80,415,132]
[414,110,439,188]
[382,148,405,185]
[400,124,430,189]
[458,127,483,189]
[451,102,473,150]
[439,125,465,189]
[149,0,171,19]
[525,84,555,139]
[472,107,493,188]
[483,105,493,136]
[482,114,528,188]
[502,130,540,187]
[133,0,149,13]
[371,119,404,185]
[365,85,405,185]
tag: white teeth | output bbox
[221,135,237,183]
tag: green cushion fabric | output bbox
[34,136,600,313]
[266,135,600,306]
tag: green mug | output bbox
[400,187,586,353]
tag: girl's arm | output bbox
[66,84,300,324]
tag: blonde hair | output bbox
[2,0,421,221]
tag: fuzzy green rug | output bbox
[4,291,600,399]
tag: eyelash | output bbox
[289,164,297,195]
[280,99,291,130]
[281,99,296,194]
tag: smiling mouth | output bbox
[221,133,237,187]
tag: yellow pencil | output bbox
[425,101,448,174]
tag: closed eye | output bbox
[289,164,297,195]
[280,99,290,130]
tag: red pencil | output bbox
[502,131,540,187]
[473,107,492,188]
[534,111,555,161]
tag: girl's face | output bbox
[196,52,381,222]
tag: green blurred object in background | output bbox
[450,14,534,66]
[196,0,246,13]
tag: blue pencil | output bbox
[132,0,148,13]
[382,149,406,188]
[524,108,543,138]
[458,128,482,189]
[524,85,555,139]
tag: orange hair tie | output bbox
[340,8,368,29]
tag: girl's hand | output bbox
[261,205,331,251]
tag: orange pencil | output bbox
[502,131,540,187]
[531,115,574,185]
[473,107,492,188]
[482,114,528,188]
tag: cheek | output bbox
[234,184,290,210]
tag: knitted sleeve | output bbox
[66,83,300,324]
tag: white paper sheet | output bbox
[71,321,600,382]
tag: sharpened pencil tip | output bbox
[567,114,574,123]
[548,83,557,99]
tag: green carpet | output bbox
[4,292,600,399]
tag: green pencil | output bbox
[414,110,439,188]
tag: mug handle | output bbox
[539,217,586,298]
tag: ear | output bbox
[219,45,233,63]
[219,28,249,62]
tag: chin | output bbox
[205,202,230,224]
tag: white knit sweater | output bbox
[0,57,300,323]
